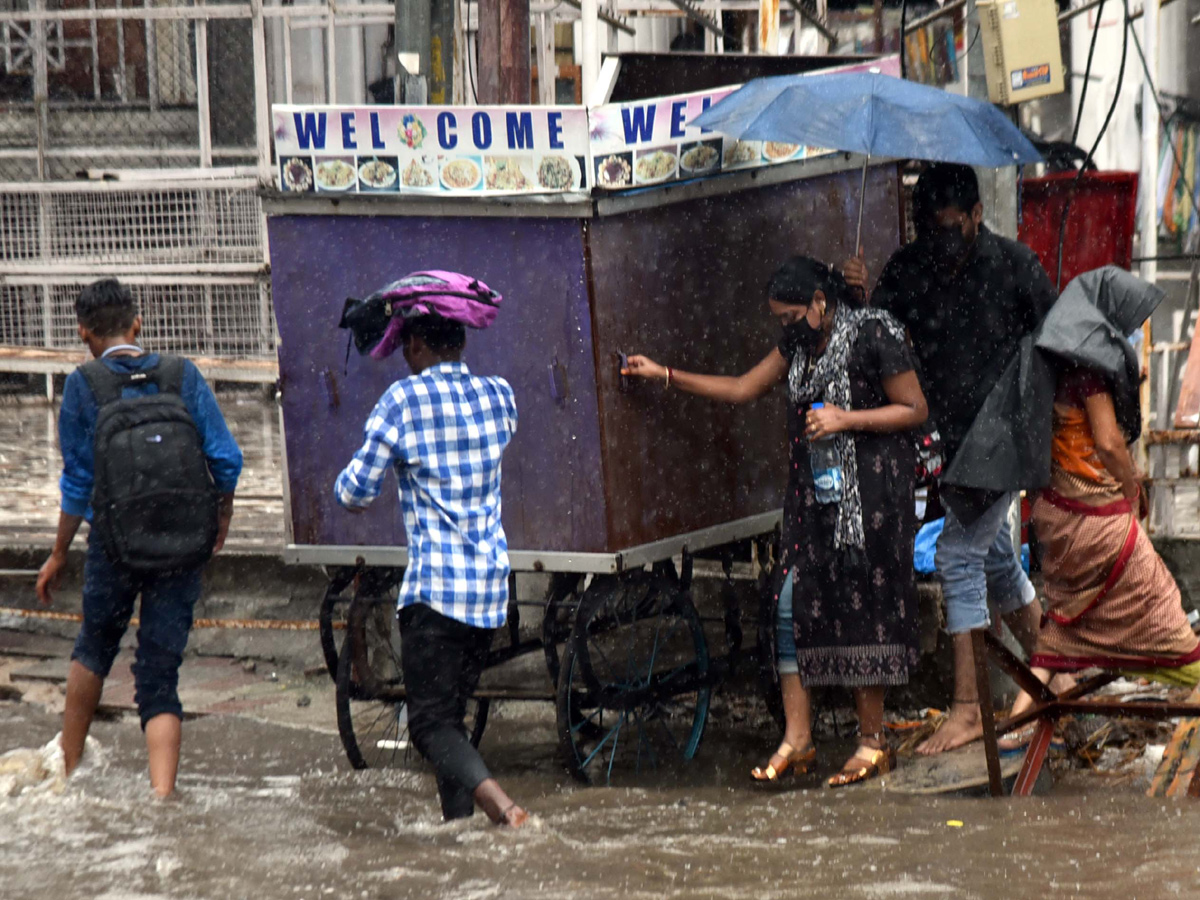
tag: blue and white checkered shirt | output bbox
[334,362,517,629]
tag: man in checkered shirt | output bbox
[335,311,526,828]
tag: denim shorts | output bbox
[71,536,203,727]
[935,492,1035,634]
[775,570,799,675]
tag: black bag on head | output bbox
[81,356,219,572]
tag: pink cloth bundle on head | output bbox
[368,270,502,360]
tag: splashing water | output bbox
[0,733,103,798]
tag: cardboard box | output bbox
[977,0,1065,105]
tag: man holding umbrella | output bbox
[848,163,1058,754]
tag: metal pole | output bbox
[326,9,337,103]
[758,0,779,53]
[31,0,48,181]
[581,0,599,105]
[195,18,213,167]
[537,12,554,104]
[250,0,272,184]
[396,0,433,102]
[855,155,868,253]
[283,18,294,104]
[1139,0,1158,448]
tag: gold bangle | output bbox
[665,367,672,389]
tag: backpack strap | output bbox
[79,359,129,407]
[152,355,186,397]
[79,354,187,407]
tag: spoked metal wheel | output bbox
[318,568,356,681]
[556,572,712,785]
[319,566,403,682]
[542,572,585,687]
[335,595,490,770]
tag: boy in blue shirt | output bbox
[36,278,243,797]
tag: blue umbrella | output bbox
[691,71,1042,248]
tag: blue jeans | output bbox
[935,492,1035,634]
[775,571,799,675]
[71,536,203,727]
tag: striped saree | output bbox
[1030,401,1200,674]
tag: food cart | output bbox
[265,76,905,783]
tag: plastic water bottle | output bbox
[809,403,843,504]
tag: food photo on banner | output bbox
[272,105,591,196]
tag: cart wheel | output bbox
[556,573,711,785]
[542,572,584,686]
[335,597,489,770]
[318,575,354,682]
[754,539,785,730]
[321,566,403,683]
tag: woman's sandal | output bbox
[827,735,895,789]
[750,741,817,782]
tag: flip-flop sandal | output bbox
[827,745,895,789]
[998,722,1066,757]
[751,741,817,783]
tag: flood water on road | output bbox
[2,699,1198,900]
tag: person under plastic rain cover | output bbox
[36,278,243,798]
[624,257,929,788]
[997,268,1200,749]
[334,271,527,827]
[847,163,1064,757]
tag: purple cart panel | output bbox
[587,165,903,548]
[268,214,608,553]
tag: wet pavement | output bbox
[3,676,1200,899]
[0,393,284,551]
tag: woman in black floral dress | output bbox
[624,256,927,787]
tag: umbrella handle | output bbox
[855,155,869,256]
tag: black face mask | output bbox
[784,317,823,354]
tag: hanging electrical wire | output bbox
[1127,18,1200,241]
[1054,0,1130,290]
[1071,0,1106,146]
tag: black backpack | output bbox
[81,355,219,572]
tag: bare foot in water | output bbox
[473,778,527,828]
[500,804,529,828]
[916,702,983,756]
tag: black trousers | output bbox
[399,603,495,821]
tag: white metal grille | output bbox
[0,284,42,346]
[0,186,263,266]
[36,280,275,359]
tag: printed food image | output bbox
[441,158,481,190]
[282,158,312,192]
[315,159,356,189]
[635,149,677,182]
[763,141,801,161]
[358,159,397,188]
[597,154,631,188]
[537,156,575,190]
[724,141,759,165]
[402,159,435,188]
[485,157,530,191]
[680,143,719,172]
